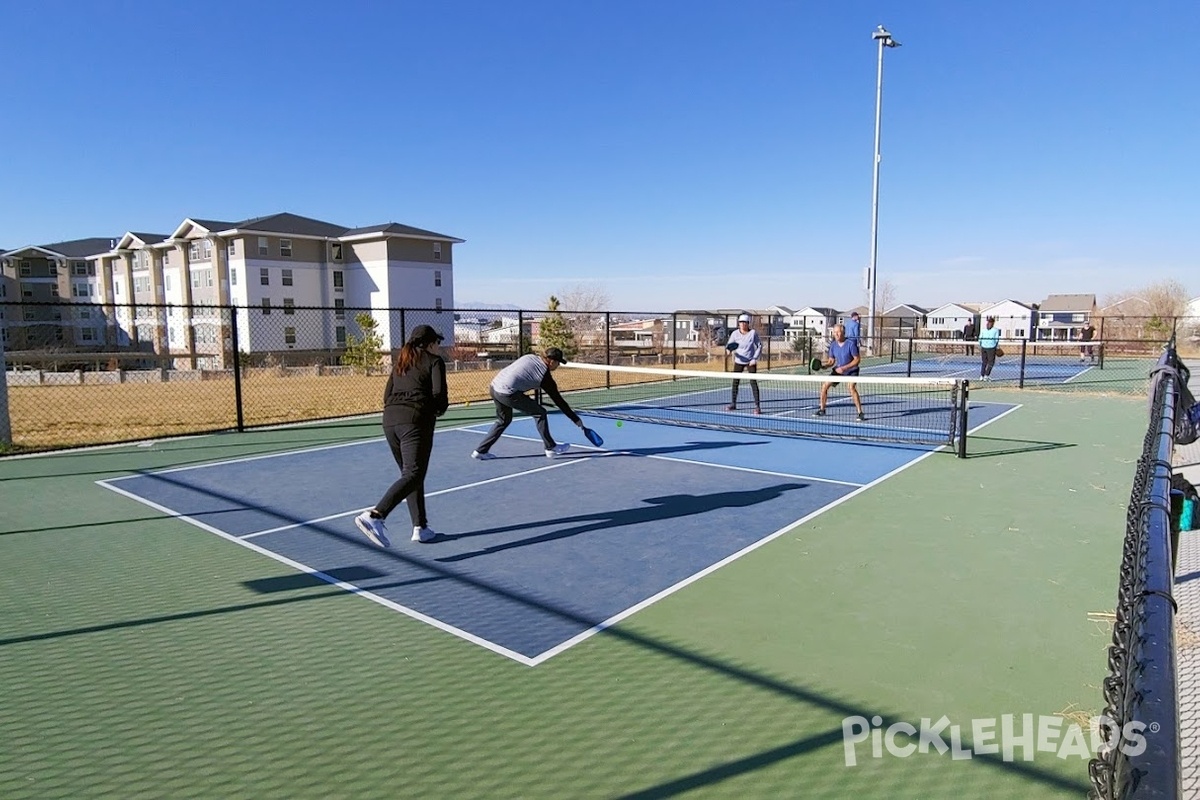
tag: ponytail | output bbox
[394,341,422,376]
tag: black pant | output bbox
[475,388,555,453]
[375,418,436,526]
[980,347,997,377]
[729,362,760,408]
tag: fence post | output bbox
[229,303,245,432]
[671,312,677,370]
[605,312,611,389]
[518,310,525,357]
[1018,339,1028,388]
[0,318,11,448]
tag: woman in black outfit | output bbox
[355,324,449,547]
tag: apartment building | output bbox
[1,212,462,368]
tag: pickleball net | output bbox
[556,362,969,454]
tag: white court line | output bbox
[104,423,485,481]
[94,476,541,666]
[98,402,1021,666]
[1063,365,1095,383]
[240,458,587,539]
[529,398,1024,664]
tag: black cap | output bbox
[408,324,444,345]
[545,347,568,365]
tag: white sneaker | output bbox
[412,526,438,543]
[471,450,497,460]
[545,443,571,458]
[355,511,391,548]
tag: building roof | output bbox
[341,221,462,241]
[232,212,349,238]
[1038,293,1096,312]
[2,238,118,259]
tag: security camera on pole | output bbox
[867,24,899,354]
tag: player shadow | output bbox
[433,483,805,563]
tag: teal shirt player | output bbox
[978,326,1001,349]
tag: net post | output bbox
[517,310,525,358]
[905,337,914,377]
[956,379,970,458]
[1018,339,1028,388]
[1098,340,1105,370]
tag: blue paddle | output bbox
[583,426,604,447]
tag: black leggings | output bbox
[375,418,436,526]
[980,347,997,377]
[730,362,760,408]
[475,388,556,452]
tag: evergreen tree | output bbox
[342,312,385,374]
[538,295,578,359]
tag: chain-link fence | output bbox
[0,301,1194,453]
[1088,346,1184,799]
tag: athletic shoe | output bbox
[412,526,438,544]
[725,404,737,411]
[856,412,866,422]
[355,511,391,548]
[813,408,826,417]
[546,443,571,458]
[752,408,762,415]
[471,450,497,460]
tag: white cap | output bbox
[737,313,751,323]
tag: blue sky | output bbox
[1,1,1196,312]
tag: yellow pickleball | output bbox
[616,420,623,427]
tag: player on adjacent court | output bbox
[1079,320,1097,364]
[355,324,449,548]
[471,347,586,460]
[725,313,763,414]
[814,323,866,422]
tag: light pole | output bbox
[867,24,899,351]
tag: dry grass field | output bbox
[3,352,811,452]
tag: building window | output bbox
[433,242,442,260]
[334,299,345,319]
[284,327,296,345]
[49,261,58,275]
[80,307,91,319]
[282,268,293,286]
[72,261,87,276]
[231,268,238,286]
[73,283,90,298]
[435,298,442,311]
[262,298,271,315]
[260,268,269,286]
[333,270,343,291]
[164,274,172,292]
[336,326,346,346]
[227,241,236,257]
[258,236,269,256]
[331,242,343,261]
[163,251,170,266]
[82,328,95,342]
[191,270,201,289]
[20,261,30,276]
[434,270,442,287]
[283,298,295,315]
[280,239,292,258]
[190,242,200,260]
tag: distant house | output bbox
[1182,297,1200,343]
[981,300,1037,341]
[1036,293,1096,340]
[1097,296,1151,340]
[925,303,985,340]
[879,303,929,341]
[782,306,839,343]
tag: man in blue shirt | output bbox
[814,323,866,422]
[844,311,862,348]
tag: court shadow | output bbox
[244,566,388,593]
[616,440,769,457]
[434,483,806,563]
[965,436,1076,459]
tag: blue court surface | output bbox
[98,400,1015,665]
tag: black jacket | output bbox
[382,352,449,424]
